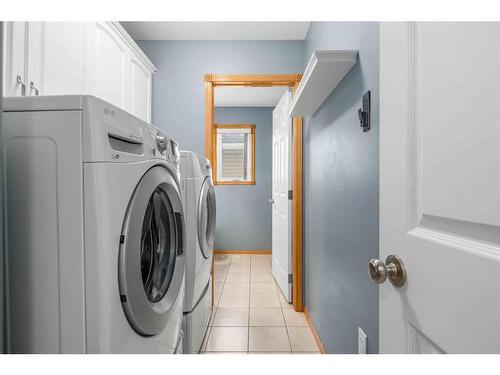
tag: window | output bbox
[213,124,255,185]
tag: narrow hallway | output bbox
[201,254,321,354]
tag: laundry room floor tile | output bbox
[250,282,278,295]
[205,326,248,352]
[282,309,309,326]
[200,326,211,352]
[250,272,275,283]
[277,289,293,309]
[287,327,320,353]
[249,308,285,326]
[248,352,291,355]
[214,271,228,283]
[214,282,224,307]
[251,265,272,274]
[202,254,321,354]
[218,290,250,308]
[213,308,249,327]
[250,291,281,308]
[203,351,248,355]
[227,265,251,275]
[248,327,291,352]
[214,264,229,275]
[222,282,250,295]
[251,254,271,264]
[225,273,250,283]
[214,254,231,265]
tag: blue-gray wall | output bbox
[138,41,304,155]
[302,22,380,354]
[214,107,273,250]
[139,29,380,353]
[138,41,303,252]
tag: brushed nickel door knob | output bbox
[368,255,406,287]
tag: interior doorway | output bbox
[204,74,304,312]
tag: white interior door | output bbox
[379,22,500,353]
[271,90,293,302]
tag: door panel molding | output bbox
[407,23,500,250]
[380,21,500,353]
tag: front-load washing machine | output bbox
[180,151,216,353]
[1,95,185,353]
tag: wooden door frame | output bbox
[205,73,304,312]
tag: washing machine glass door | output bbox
[197,176,216,259]
[119,165,185,337]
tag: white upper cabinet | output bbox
[129,55,152,122]
[38,22,85,95]
[86,22,129,110]
[3,22,27,96]
[2,22,156,122]
[25,22,43,96]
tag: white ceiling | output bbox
[120,22,310,40]
[215,86,288,107]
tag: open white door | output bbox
[379,22,500,353]
[271,90,293,302]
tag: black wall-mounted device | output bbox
[358,90,371,133]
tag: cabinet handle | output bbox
[16,75,26,96]
[30,81,40,96]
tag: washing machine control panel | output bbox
[155,134,167,154]
[147,128,181,165]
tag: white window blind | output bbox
[216,127,254,182]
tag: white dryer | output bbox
[180,151,216,354]
[1,95,185,353]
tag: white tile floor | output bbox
[201,254,321,354]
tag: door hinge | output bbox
[288,190,293,200]
[288,273,293,284]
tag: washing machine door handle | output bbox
[175,211,185,257]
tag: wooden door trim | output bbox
[291,81,303,312]
[207,74,302,87]
[205,73,304,312]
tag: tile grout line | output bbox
[247,255,252,353]
[210,254,305,354]
[277,278,294,353]
[204,254,231,353]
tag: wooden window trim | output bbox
[213,124,255,185]
[205,73,304,312]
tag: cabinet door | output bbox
[39,22,85,95]
[129,56,152,122]
[88,22,128,109]
[2,22,27,96]
[26,22,43,96]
